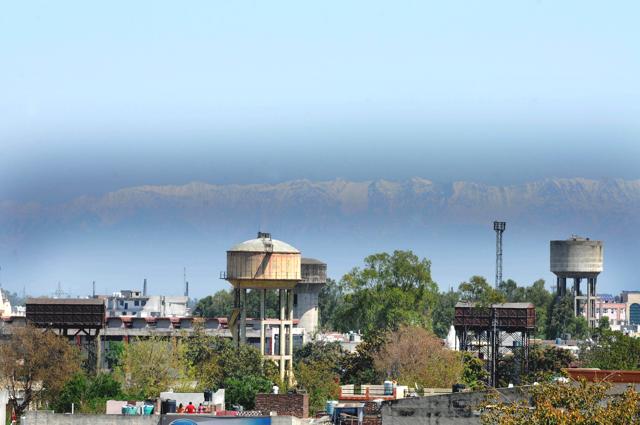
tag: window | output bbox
[124,302,128,309]
[122,311,127,316]
[293,293,298,307]
[134,300,139,306]
[630,303,640,325]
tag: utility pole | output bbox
[493,221,506,288]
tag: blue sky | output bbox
[2,0,640,202]
[1,1,640,297]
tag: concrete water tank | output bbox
[550,237,603,277]
[226,232,301,289]
[294,258,327,339]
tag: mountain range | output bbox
[1,177,639,296]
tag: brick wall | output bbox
[255,393,309,418]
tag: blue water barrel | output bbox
[383,381,393,396]
[143,405,154,415]
[326,400,337,415]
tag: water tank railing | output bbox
[221,270,301,280]
[301,276,327,284]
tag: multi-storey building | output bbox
[101,289,190,318]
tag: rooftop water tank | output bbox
[226,232,301,289]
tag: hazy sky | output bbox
[1,1,640,298]
[2,0,640,202]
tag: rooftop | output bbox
[455,302,535,309]
[228,233,300,253]
[26,298,105,305]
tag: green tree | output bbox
[458,276,506,306]
[223,376,272,410]
[526,345,575,383]
[332,251,439,336]
[498,279,526,302]
[341,332,385,385]
[525,279,553,338]
[294,340,347,375]
[318,278,344,330]
[194,290,234,317]
[296,359,340,415]
[117,336,185,399]
[547,294,578,339]
[581,329,640,370]
[105,341,125,370]
[461,353,488,390]
[245,289,279,319]
[52,372,123,414]
[431,289,460,338]
[181,328,280,397]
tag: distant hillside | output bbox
[2,177,640,239]
[2,177,639,296]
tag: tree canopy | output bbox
[331,250,439,335]
[0,325,81,416]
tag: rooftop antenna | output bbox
[143,278,148,297]
[92,281,96,297]
[493,221,506,288]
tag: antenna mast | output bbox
[493,221,506,288]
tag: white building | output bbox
[0,290,12,318]
[103,289,190,318]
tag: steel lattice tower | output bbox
[493,221,506,288]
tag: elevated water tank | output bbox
[226,232,301,289]
[550,236,603,277]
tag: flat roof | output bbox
[26,298,105,305]
[455,302,535,308]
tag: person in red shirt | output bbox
[185,402,196,414]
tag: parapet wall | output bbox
[255,394,309,418]
[24,411,158,425]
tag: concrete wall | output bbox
[24,411,158,425]
[1,389,8,425]
[381,388,525,425]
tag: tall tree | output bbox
[547,294,588,339]
[193,290,234,317]
[0,326,81,417]
[318,278,344,330]
[373,325,463,389]
[458,276,506,305]
[581,329,640,370]
[117,336,185,398]
[332,250,439,335]
[431,289,460,338]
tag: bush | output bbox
[223,375,272,410]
